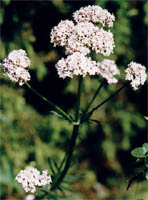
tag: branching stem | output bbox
[83,79,105,116]
[83,82,129,122]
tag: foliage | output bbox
[131,143,148,179]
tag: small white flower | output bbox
[96,59,120,84]
[125,62,147,90]
[15,167,52,193]
[1,49,31,86]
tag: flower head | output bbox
[1,49,30,86]
[15,167,52,193]
[91,28,115,56]
[55,52,98,79]
[73,5,115,27]
[65,22,96,55]
[96,59,120,84]
[125,62,147,90]
[50,20,74,47]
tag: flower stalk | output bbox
[25,82,73,123]
[83,79,105,116]
[83,82,129,122]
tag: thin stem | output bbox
[83,82,129,122]
[51,76,83,191]
[75,76,83,122]
[25,82,73,122]
[83,79,105,115]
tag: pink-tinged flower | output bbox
[73,5,115,27]
[125,62,147,90]
[55,52,98,79]
[65,22,96,55]
[50,5,116,79]
[91,28,115,56]
[1,49,31,86]
[50,20,74,47]
[15,167,52,193]
[96,59,120,84]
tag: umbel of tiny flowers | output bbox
[15,167,52,193]
[0,49,31,86]
[50,5,117,80]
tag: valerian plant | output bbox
[0,5,147,199]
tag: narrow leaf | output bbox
[52,158,60,171]
[48,158,56,175]
[50,111,63,118]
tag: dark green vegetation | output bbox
[0,0,147,199]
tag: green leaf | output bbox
[131,147,147,158]
[52,158,60,171]
[48,158,56,175]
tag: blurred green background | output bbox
[0,0,147,199]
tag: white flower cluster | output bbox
[56,53,119,83]
[55,52,98,79]
[15,167,52,193]
[50,20,74,47]
[64,22,114,56]
[125,62,147,90]
[96,59,120,84]
[50,5,116,80]
[1,49,30,86]
[73,5,115,27]
[91,28,114,56]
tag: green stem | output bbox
[25,82,73,122]
[83,82,129,122]
[75,76,83,122]
[51,76,83,191]
[83,79,105,115]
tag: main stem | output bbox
[51,76,83,191]
[25,82,72,122]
